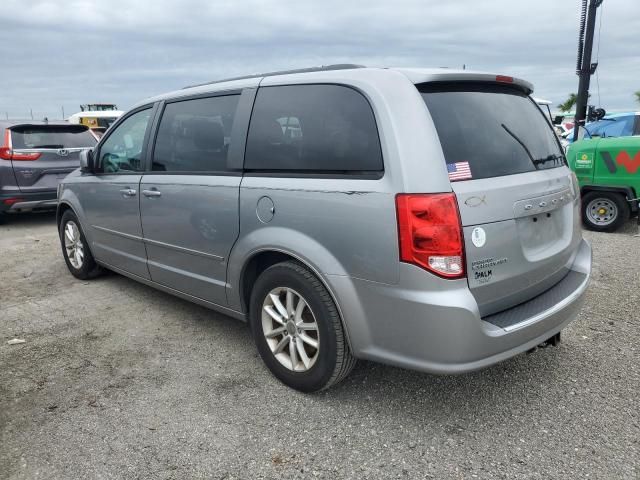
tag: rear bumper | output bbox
[330,238,591,374]
[0,191,57,213]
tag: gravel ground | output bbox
[0,212,638,480]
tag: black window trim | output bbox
[241,82,386,179]
[242,170,384,180]
[144,88,248,177]
[93,103,158,176]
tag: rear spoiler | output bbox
[397,69,534,95]
[9,124,90,132]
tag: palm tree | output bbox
[635,91,640,104]
[557,93,578,112]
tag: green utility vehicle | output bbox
[567,112,640,231]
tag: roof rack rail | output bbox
[183,64,366,89]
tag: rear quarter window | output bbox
[420,83,564,181]
[245,84,383,174]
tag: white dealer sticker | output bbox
[471,227,486,248]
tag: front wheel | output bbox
[59,210,103,279]
[249,261,356,392]
[582,191,630,232]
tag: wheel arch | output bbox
[56,201,75,226]
[581,185,637,213]
[236,248,354,351]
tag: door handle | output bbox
[142,189,162,198]
[119,188,137,197]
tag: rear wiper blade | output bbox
[501,123,537,167]
[31,144,65,149]
[501,124,564,169]
[532,153,564,166]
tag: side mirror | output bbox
[79,149,94,174]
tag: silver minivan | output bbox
[57,65,591,391]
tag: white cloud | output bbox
[1,0,638,119]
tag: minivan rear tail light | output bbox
[0,129,41,161]
[395,193,465,279]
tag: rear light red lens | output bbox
[3,197,23,206]
[0,130,12,160]
[396,193,465,278]
[11,151,41,161]
[495,75,514,84]
[0,129,41,161]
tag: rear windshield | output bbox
[11,125,97,149]
[420,83,565,181]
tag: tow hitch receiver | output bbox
[527,332,561,354]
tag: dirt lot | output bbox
[1,212,638,479]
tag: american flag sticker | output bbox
[447,162,472,181]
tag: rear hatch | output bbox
[7,124,96,193]
[420,82,582,317]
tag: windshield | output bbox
[11,125,97,149]
[420,83,565,181]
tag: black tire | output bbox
[59,209,103,280]
[249,261,356,392]
[581,191,629,232]
[0,212,6,225]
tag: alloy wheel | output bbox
[64,221,85,269]
[261,287,320,372]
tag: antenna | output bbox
[573,0,604,142]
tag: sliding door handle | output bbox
[142,189,162,198]
[119,188,137,197]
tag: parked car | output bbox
[566,112,640,231]
[0,121,97,222]
[57,65,591,391]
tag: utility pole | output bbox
[573,0,604,142]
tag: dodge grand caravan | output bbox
[57,65,591,392]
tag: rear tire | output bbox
[249,261,356,392]
[581,191,629,232]
[59,209,103,280]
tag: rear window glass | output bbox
[11,126,96,149]
[245,84,383,173]
[420,83,564,181]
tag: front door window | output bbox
[98,109,151,173]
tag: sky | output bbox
[1,0,639,120]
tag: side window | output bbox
[152,95,240,172]
[245,85,383,173]
[98,108,151,173]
